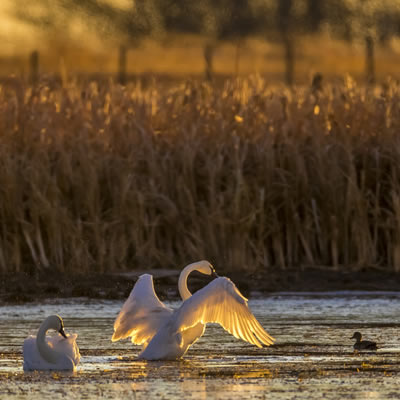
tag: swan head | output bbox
[179,260,219,301]
[45,315,68,338]
[351,332,362,341]
[194,260,219,278]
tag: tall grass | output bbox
[0,75,400,275]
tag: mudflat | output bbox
[1,295,399,399]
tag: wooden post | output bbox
[30,50,39,84]
[118,45,127,85]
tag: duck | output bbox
[351,331,377,351]
[111,260,274,360]
[23,315,80,371]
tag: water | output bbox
[1,292,400,399]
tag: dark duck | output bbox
[351,332,377,351]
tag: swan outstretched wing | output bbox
[112,274,173,346]
[172,277,274,348]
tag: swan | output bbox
[111,260,274,360]
[23,315,80,371]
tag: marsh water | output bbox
[1,292,400,399]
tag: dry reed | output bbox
[0,75,399,275]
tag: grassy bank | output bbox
[0,75,399,276]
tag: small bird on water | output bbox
[351,332,377,351]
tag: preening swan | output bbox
[23,315,80,371]
[111,260,274,360]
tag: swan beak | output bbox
[59,326,68,339]
[211,270,219,278]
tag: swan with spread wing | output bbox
[111,260,274,360]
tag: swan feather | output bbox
[171,277,274,348]
[112,274,173,346]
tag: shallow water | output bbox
[1,292,400,399]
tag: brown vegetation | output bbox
[0,75,399,276]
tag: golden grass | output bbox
[0,74,400,274]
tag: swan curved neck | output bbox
[178,263,199,301]
[37,320,61,364]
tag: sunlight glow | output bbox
[0,1,39,55]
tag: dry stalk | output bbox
[0,76,398,274]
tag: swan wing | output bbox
[172,277,274,348]
[112,274,173,346]
[49,333,81,366]
[23,336,41,371]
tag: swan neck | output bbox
[178,264,197,301]
[36,320,61,364]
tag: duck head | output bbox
[351,332,362,342]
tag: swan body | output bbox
[23,315,80,371]
[112,260,274,360]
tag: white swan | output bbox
[111,260,274,360]
[23,315,80,371]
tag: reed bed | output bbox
[0,75,399,275]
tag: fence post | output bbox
[30,50,39,84]
[118,45,127,85]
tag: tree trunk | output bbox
[118,45,127,85]
[283,33,294,86]
[365,35,375,84]
[29,50,39,84]
[204,43,215,81]
[278,0,294,86]
[234,40,242,76]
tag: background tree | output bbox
[306,0,324,33]
[326,0,400,83]
[250,0,311,85]
[277,0,295,85]
[11,0,400,83]
[156,0,258,79]
[13,0,260,80]
[13,0,164,42]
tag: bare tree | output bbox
[12,0,164,44]
[327,0,400,83]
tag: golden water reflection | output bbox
[1,295,400,399]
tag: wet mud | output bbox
[2,267,400,303]
[1,293,400,399]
